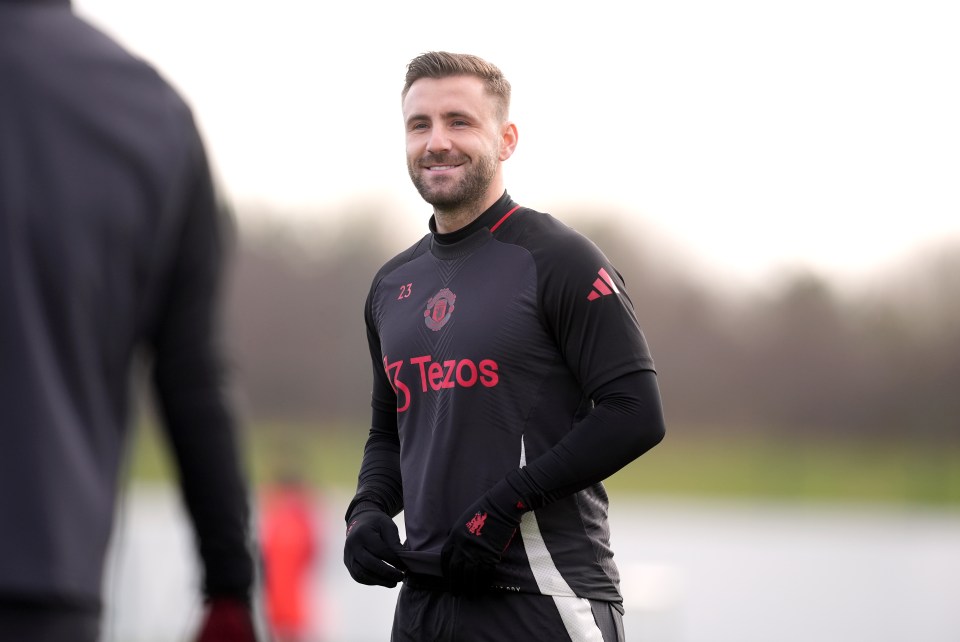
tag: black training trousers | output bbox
[391,584,625,642]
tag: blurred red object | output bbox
[260,476,320,642]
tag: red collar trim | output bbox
[490,206,520,233]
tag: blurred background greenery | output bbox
[128,203,960,508]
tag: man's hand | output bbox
[343,510,405,587]
[194,597,257,642]
[441,473,530,595]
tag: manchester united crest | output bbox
[424,288,456,331]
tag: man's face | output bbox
[402,76,507,211]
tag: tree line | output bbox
[220,202,960,445]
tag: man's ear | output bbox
[499,122,518,161]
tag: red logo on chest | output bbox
[424,288,456,331]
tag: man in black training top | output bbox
[343,51,666,642]
[0,1,259,640]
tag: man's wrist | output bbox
[484,469,536,519]
[345,499,385,524]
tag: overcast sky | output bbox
[74,0,960,285]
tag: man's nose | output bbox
[425,127,452,154]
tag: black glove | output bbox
[344,509,405,588]
[441,470,531,595]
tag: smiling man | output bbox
[343,51,666,642]
[403,70,513,229]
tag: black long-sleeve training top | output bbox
[349,192,666,603]
[0,0,252,608]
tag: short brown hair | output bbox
[402,51,512,121]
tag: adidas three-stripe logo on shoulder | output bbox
[586,267,620,301]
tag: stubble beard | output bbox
[408,150,498,213]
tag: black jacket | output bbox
[0,0,253,608]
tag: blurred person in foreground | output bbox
[0,1,259,640]
[343,51,666,641]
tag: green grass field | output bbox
[128,423,960,508]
